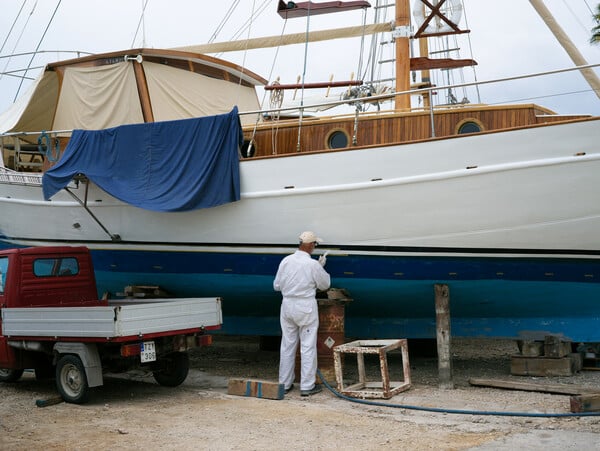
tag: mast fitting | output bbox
[392,25,412,38]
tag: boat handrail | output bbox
[1,62,598,138]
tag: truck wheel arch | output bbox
[53,342,103,388]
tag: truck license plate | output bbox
[140,341,156,363]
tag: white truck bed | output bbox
[1,298,222,338]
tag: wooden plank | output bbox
[570,394,600,413]
[410,57,477,71]
[469,377,600,395]
[277,0,371,19]
[227,378,284,400]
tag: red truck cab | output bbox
[0,246,102,308]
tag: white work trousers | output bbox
[279,297,319,391]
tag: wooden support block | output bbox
[544,335,571,358]
[517,340,544,357]
[511,355,579,377]
[570,353,583,372]
[227,378,284,400]
[570,394,600,413]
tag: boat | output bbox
[1,1,599,342]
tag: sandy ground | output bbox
[1,337,600,450]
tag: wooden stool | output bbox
[333,339,411,399]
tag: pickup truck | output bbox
[0,246,222,404]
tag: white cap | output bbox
[299,231,323,244]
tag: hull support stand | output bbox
[435,283,454,389]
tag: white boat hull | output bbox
[1,119,599,340]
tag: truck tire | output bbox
[153,352,189,387]
[0,368,24,382]
[55,355,90,404]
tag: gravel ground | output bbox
[1,336,600,450]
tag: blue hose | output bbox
[316,369,600,418]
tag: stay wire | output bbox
[236,0,254,99]
[14,0,61,101]
[316,369,600,418]
[216,0,270,59]
[251,19,288,156]
[460,0,481,103]
[130,0,150,48]
[1,0,36,84]
[296,1,312,152]
[209,0,240,44]
[0,0,27,54]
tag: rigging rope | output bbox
[561,0,600,49]
[209,0,240,44]
[235,0,255,106]
[0,0,27,55]
[355,7,368,83]
[216,0,271,59]
[14,0,61,102]
[255,18,289,156]
[1,0,35,84]
[130,0,150,48]
[295,1,313,152]
[460,0,481,103]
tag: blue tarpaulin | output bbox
[42,107,242,212]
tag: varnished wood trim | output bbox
[45,48,267,86]
[131,62,154,123]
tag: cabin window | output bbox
[33,257,80,277]
[240,139,256,158]
[0,257,7,294]
[326,129,349,149]
[456,119,483,135]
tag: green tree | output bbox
[592,4,600,43]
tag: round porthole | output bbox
[457,120,483,135]
[326,129,349,149]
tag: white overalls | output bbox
[274,250,331,391]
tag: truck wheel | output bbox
[56,355,90,404]
[153,352,189,387]
[0,368,24,382]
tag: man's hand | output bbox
[318,252,328,267]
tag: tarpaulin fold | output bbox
[42,107,242,212]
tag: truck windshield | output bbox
[0,257,7,293]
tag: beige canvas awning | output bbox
[0,54,263,136]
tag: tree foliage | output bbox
[592,3,600,44]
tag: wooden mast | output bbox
[395,0,411,111]
[418,37,432,108]
[529,0,600,100]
